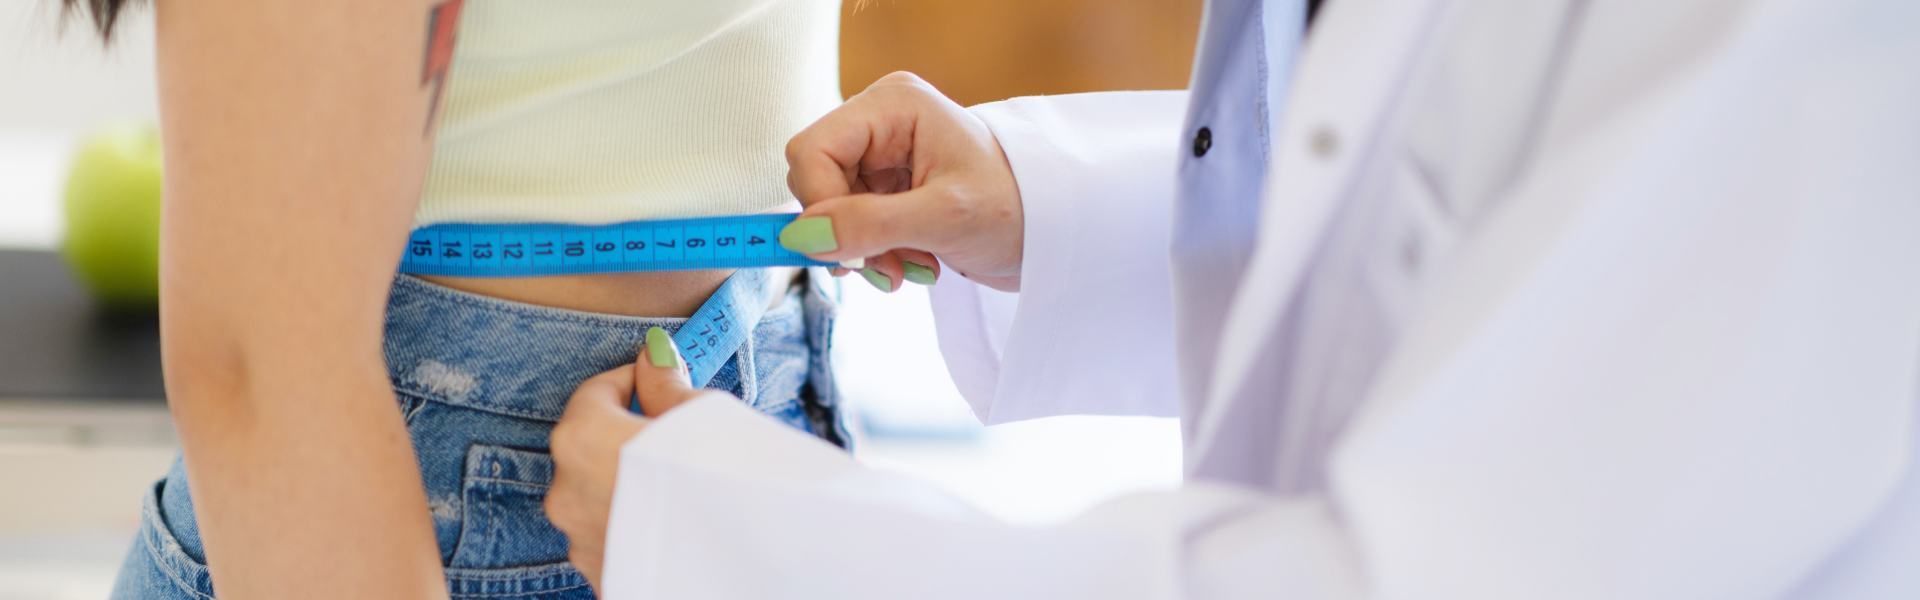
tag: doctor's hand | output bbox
[782,71,1025,292]
[547,328,704,594]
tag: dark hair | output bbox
[61,0,142,39]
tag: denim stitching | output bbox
[393,275,686,330]
[449,581,592,599]
[444,561,583,581]
[756,398,801,414]
[450,584,591,599]
[463,477,552,488]
[398,390,432,423]
[139,486,216,600]
[395,383,567,423]
[145,542,215,600]
[445,562,591,597]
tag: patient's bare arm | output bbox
[157,0,454,597]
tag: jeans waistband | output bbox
[383,274,719,423]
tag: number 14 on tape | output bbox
[398,213,834,277]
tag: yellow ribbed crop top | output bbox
[415,0,843,226]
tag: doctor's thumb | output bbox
[778,185,965,263]
[633,326,702,417]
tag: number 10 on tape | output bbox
[398,213,834,277]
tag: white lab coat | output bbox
[599,0,1920,598]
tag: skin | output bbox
[155,0,733,596]
[786,72,1026,292]
[546,71,1027,591]
[546,346,693,595]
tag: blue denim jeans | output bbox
[111,270,847,599]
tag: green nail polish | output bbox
[778,217,838,254]
[902,262,938,286]
[859,268,893,292]
[645,326,678,368]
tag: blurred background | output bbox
[841,0,1201,105]
[0,0,1198,596]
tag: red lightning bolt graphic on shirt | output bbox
[422,0,465,136]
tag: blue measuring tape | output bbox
[397,213,834,277]
[397,213,826,391]
[671,266,781,388]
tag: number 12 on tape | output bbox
[400,213,832,277]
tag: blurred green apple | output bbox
[62,121,163,313]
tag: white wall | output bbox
[0,0,157,131]
[0,0,158,249]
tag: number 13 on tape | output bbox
[399,213,833,277]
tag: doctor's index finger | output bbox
[568,365,635,413]
[783,119,861,205]
[551,366,647,459]
[784,73,944,206]
[783,104,900,204]
[557,366,643,431]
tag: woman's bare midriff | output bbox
[420,266,798,318]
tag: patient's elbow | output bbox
[159,308,258,431]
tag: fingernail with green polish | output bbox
[902,262,938,286]
[859,268,894,292]
[645,326,678,368]
[779,217,838,254]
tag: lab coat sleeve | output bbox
[600,393,1366,600]
[930,91,1190,424]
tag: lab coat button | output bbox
[1193,127,1212,157]
[1311,126,1339,160]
